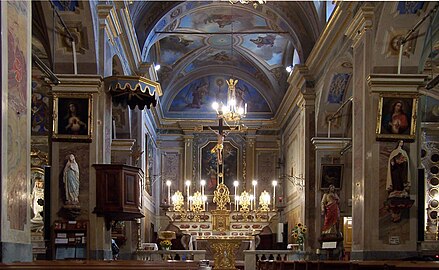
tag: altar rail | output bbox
[257,260,439,270]
[244,250,302,270]
[135,250,206,261]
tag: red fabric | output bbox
[322,201,339,232]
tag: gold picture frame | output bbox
[320,164,343,190]
[52,93,93,142]
[376,94,418,141]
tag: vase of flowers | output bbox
[292,223,307,251]
[159,239,172,250]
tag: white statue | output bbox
[63,154,80,204]
[31,177,44,222]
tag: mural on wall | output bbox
[169,75,271,117]
[162,152,181,204]
[397,1,424,14]
[31,77,51,136]
[327,73,351,104]
[421,96,439,122]
[201,141,238,194]
[52,0,79,11]
[7,1,29,231]
[146,135,154,196]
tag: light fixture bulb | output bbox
[286,66,292,73]
[212,102,219,111]
[185,180,191,187]
[272,180,278,187]
[166,180,172,187]
[252,180,257,186]
[233,180,239,187]
[200,180,206,186]
[154,64,161,71]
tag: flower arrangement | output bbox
[160,239,172,250]
[292,223,307,250]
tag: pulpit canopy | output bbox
[104,76,162,110]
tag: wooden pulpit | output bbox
[93,164,144,229]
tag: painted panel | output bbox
[162,152,181,204]
[169,75,271,116]
[327,73,351,104]
[201,141,238,194]
[256,151,277,202]
[31,78,50,136]
[241,33,288,66]
[159,35,204,66]
[7,1,29,232]
[397,2,424,14]
[422,96,439,122]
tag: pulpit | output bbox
[93,164,144,228]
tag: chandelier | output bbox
[212,78,247,127]
[229,0,266,8]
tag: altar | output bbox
[197,236,254,270]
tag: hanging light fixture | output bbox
[211,9,247,127]
[229,0,266,9]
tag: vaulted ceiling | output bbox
[130,1,323,121]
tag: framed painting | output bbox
[320,164,343,190]
[52,93,93,142]
[376,94,418,141]
[200,141,238,194]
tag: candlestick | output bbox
[252,180,257,210]
[166,180,171,205]
[185,180,191,211]
[272,180,277,210]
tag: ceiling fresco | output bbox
[132,1,322,121]
[168,75,272,119]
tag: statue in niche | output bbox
[31,176,44,232]
[321,184,340,235]
[386,140,410,199]
[385,140,414,222]
[63,154,80,205]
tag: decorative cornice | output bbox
[50,74,103,93]
[311,137,351,151]
[345,5,374,48]
[367,73,428,93]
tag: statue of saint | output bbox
[386,140,411,199]
[31,177,44,222]
[321,184,340,235]
[63,154,80,205]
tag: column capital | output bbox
[345,5,374,48]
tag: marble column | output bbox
[296,66,316,251]
[0,1,33,262]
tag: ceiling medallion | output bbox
[229,0,266,9]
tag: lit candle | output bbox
[233,181,239,211]
[272,180,277,210]
[186,180,191,211]
[252,180,257,210]
[166,180,172,205]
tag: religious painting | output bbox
[145,134,154,195]
[31,81,51,136]
[168,75,272,118]
[376,94,418,141]
[320,164,343,190]
[421,96,439,122]
[327,73,351,104]
[52,93,93,142]
[201,141,238,193]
